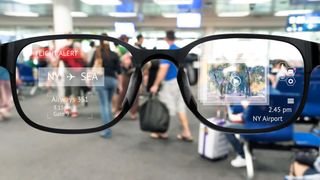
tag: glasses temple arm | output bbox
[0,43,8,70]
[0,42,15,73]
[311,42,320,69]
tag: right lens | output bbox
[16,37,133,130]
[189,38,304,131]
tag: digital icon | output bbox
[287,68,295,77]
[66,73,75,80]
[287,98,294,105]
[279,71,287,80]
[286,77,296,86]
[279,66,287,80]
[230,75,241,87]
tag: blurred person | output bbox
[135,34,157,92]
[79,41,96,107]
[143,60,160,92]
[142,47,160,92]
[149,30,193,142]
[90,34,122,138]
[86,41,96,65]
[114,35,128,116]
[33,46,51,89]
[225,103,257,168]
[225,127,246,168]
[286,153,320,179]
[35,46,50,68]
[116,34,138,120]
[225,86,281,168]
[134,34,145,49]
[0,67,13,121]
[26,55,38,68]
[59,39,86,118]
[117,35,129,55]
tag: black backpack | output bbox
[139,95,170,133]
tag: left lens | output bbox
[188,38,304,131]
[16,37,132,130]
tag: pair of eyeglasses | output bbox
[0,34,318,134]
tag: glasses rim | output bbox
[0,33,318,134]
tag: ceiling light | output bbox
[177,13,201,28]
[162,13,178,18]
[71,12,88,17]
[217,11,250,17]
[230,0,271,4]
[13,0,52,4]
[274,9,313,16]
[109,12,137,18]
[4,11,39,17]
[153,0,193,5]
[81,0,122,5]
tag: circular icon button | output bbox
[279,71,287,80]
[286,77,296,86]
[231,76,241,87]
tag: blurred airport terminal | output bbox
[0,0,319,180]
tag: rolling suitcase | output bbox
[198,117,230,160]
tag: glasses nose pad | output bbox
[122,68,142,108]
[177,67,198,110]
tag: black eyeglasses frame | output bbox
[0,33,319,134]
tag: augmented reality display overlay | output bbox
[38,68,105,87]
[190,38,304,129]
[200,62,268,105]
[17,38,132,129]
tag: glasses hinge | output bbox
[311,42,320,70]
[0,43,13,72]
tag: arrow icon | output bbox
[66,73,75,81]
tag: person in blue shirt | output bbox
[149,30,193,142]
